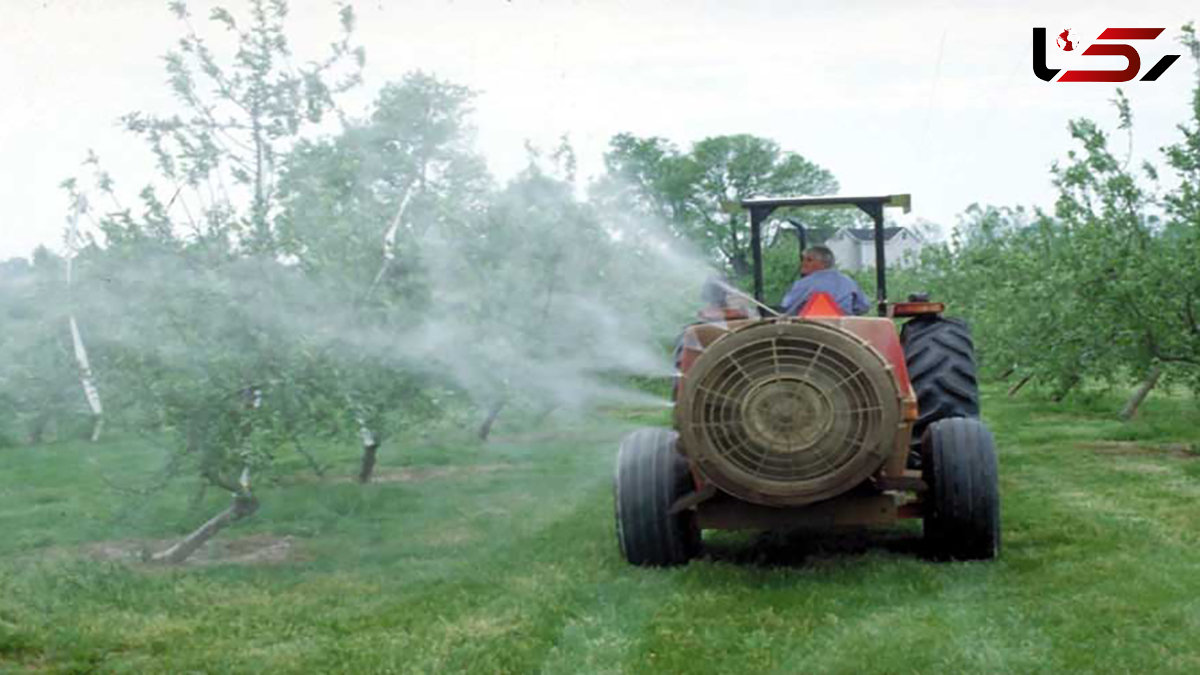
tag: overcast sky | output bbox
[1,0,1196,259]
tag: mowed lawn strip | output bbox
[2,386,1199,673]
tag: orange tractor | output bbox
[614,194,998,565]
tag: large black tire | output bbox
[901,316,980,466]
[614,428,701,566]
[922,418,1000,561]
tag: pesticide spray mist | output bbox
[0,158,723,563]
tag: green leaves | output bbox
[595,132,838,282]
[915,34,1200,402]
[337,3,355,34]
[120,0,365,256]
[209,7,236,31]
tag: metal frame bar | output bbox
[785,219,807,260]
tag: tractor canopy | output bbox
[740,194,911,315]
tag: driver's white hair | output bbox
[805,246,835,269]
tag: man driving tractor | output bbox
[780,245,870,315]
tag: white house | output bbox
[823,226,923,271]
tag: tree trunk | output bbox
[1051,375,1080,403]
[66,199,105,439]
[150,492,259,564]
[29,412,49,445]
[69,316,104,435]
[349,400,382,483]
[1008,373,1034,397]
[1120,367,1162,420]
[365,184,415,302]
[358,438,380,484]
[89,416,104,443]
[478,400,506,441]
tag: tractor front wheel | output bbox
[614,428,700,566]
[922,417,1000,561]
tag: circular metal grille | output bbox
[676,319,901,506]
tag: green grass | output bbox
[2,387,1200,673]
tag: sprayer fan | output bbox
[677,319,901,506]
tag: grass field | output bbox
[2,385,1200,673]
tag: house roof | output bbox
[835,227,905,242]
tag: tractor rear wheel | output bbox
[921,418,1000,561]
[614,428,700,566]
[901,316,980,466]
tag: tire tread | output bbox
[614,428,699,566]
[902,316,981,464]
[922,418,1000,561]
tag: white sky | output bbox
[1,0,1196,259]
